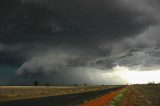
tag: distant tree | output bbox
[84,83,87,86]
[73,84,78,86]
[45,83,50,86]
[147,81,155,86]
[33,80,39,86]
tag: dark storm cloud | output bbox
[0,0,156,65]
[0,0,156,45]
[89,48,160,71]
[0,52,22,66]
[0,0,160,84]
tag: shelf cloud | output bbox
[0,0,160,84]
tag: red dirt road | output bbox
[79,88,124,106]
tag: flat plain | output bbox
[0,85,119,102]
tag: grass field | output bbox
[0,85,119,102]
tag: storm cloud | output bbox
[0,0,160,84]
[0,0,156,44]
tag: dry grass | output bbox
[120,85,160,106]
[134,85,160,106]
[0,85,118,102]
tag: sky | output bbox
[0,0,160,85]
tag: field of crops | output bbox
[0,85,117,102]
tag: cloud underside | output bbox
[0,0,160,84]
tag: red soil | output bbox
[79,88,124,106]
[120,86,146,106]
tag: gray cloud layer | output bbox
[0,0,156,44]
[0,0,160,84]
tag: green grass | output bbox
[109,89,127,106]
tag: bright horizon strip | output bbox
[123,70,160,84]
[113,66,160,84]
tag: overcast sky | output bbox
[0,0,160,85]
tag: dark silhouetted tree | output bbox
[84,83,87,86]
[45,83,50,86]
[33,80,39,86]
[73,84,78,86]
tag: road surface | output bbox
[0,86,124,106]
